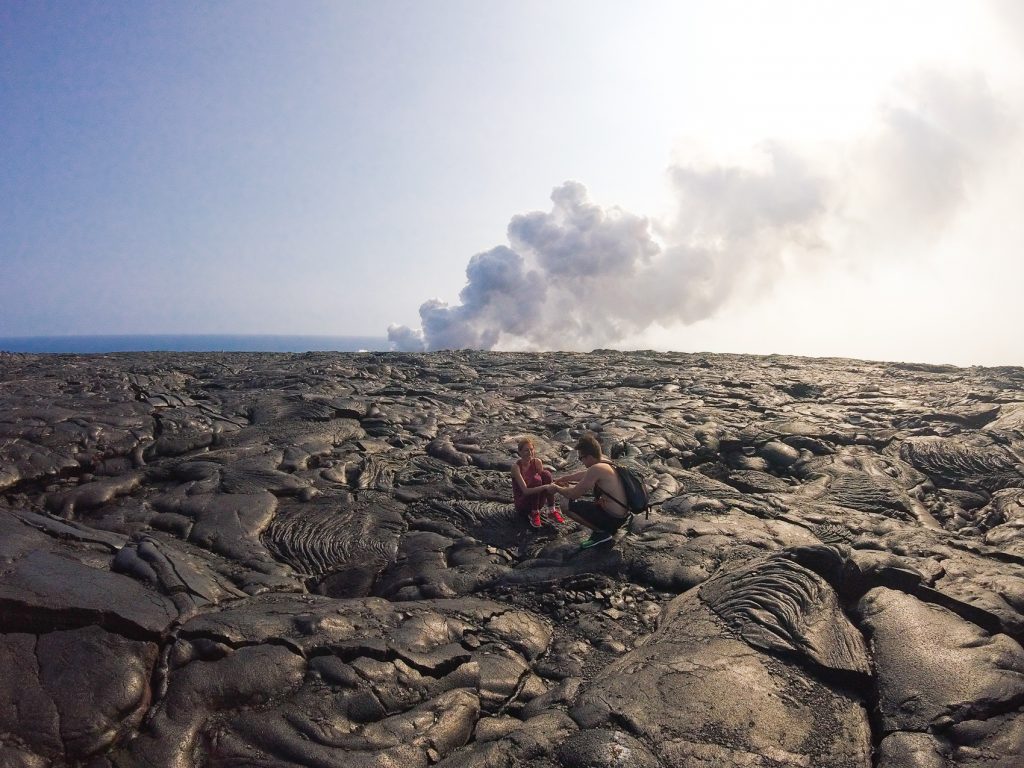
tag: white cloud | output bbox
[390,63,1021,363]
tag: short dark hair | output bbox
[575,433,602,460]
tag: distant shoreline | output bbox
[0,335,391,354]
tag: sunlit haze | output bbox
[2,1,1022,365]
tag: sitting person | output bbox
[511,437,566,528]
[551,433,630,548]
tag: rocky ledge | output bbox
[1,349,1023,768]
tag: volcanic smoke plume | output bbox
[388,70,1014,352]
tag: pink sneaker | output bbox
[529,510,542,528]
[551,505,566,524]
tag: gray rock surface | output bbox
[1,349,1023,766]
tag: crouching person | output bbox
[552,433,629,548]
[511,437,566,529]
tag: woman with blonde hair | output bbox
[511,437,565,528]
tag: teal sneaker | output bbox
[579,530,614,549]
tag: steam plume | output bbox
[389,71,1014,352]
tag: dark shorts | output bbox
[568,499,628,533]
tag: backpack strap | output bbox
[597,460,629,512]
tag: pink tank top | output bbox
[512,458,544,503]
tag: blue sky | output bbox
[3,2,1023,365]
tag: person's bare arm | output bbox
[552,469,586,484]
[553,466,600,500]
[511,463,530,494]
[512,462,546,496]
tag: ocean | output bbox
[0,335,391,354]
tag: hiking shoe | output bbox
[551,505,566,524]
[529,510,542,528]
[579,530,613,549]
